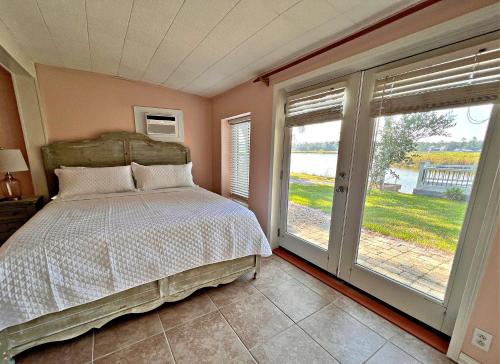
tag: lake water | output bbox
[290,152,419,194]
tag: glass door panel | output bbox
[356,105,493,301]
[286,121,341,249]
[279,73,360,270]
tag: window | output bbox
[229,116,251,201]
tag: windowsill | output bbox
[231,197,249,207]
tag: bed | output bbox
[0,132,271,363]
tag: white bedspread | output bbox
[0,187,271,331]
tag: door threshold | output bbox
[273,247,450,353]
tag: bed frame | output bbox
[0,132,261,363]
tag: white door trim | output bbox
[457,352,482,364]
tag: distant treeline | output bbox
[292,138,483,153]
[416,137,483,152]
[292,141,339,152]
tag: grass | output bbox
[290,172,335,184]
[289,174,467,252]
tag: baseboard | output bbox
[457,352,481,364]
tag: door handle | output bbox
[335,186,346,193]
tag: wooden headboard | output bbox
[41,132,191,197]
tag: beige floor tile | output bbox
[261,255,277,267]
[15,332,92,364]
[390,331,453,364]
[299,303,386,364]
[252,265,295,291]
[258,277,331,322]
[207,277,259,308]
[94,333,174,364]
[251,325,339,364]
[93,311,163,359]
[158,292,217,330]
[258,256,297,280]
[281,265,343,302]
[220,292,294,349]
[366,342,421,364]
[333,295,405,339]
[166,311,253,364]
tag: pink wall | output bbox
[0,65,34,196]
[36,65,213,190]
[212,82,272,230]
[462,223,499,364]
[211,0,497,234]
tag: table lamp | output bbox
[0,149,29,200]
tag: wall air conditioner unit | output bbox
[146,113,178,137]
[133,106,184,142]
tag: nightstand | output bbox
[0,196,44,245]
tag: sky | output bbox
[292,104,493,144]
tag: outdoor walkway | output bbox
[287,203,453,300]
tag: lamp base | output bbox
[0,172,22,201]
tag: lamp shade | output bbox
[0,149,29,172]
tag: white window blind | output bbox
[371,48,500,117]
[285,84,346,126]
[230,117,251,201]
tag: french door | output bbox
[279,73,361,270]
[278,41,499,334]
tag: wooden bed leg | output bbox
[1,332,14,364]
[254,255,261,279]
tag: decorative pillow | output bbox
[55,165,135,198]
[131,162,194,190]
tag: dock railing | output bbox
[414,162,476,197]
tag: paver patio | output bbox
[287,202,453,300]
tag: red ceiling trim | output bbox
[253,0,443,85]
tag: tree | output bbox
[369,111,456,189]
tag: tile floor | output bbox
[16,255,453,364]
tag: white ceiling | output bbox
[0,0,418,97]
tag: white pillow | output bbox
[131,162,194,190]
[55,165,135,198]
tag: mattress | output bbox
[0,187,271,330]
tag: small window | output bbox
[229,116,251,202]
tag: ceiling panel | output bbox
[346,0,415,23]
[185,29,325,96]
[163,0,284,90]
[263,0,302,14]
[184,0,344,93]
[325,0,364,12]
[189,0,417,96]
[0,0,60,65]
[0,0,421,97]
[184,16,304,92]
[280,0,342,31]
[118,0,184,80]
[37,0,90,70]
[86,0,133,75]
[141,0,238,85]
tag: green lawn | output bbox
[288,178,467,252]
